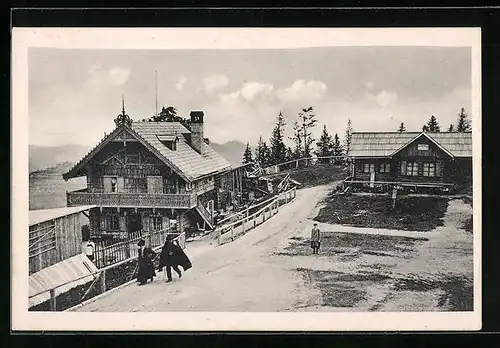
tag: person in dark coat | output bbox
[158,235,192,283]
[137,239,157,285]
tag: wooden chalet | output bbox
[347,131,472,191]
[63,110,234,240]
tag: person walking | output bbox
[310,222,321,255]
[158,235,192,283]
[137,239,157,285]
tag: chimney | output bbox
[190,110,204,154]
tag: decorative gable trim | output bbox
[389,132,455,159]
[62,125,192,182]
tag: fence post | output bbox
[148,230,153,247]
[49,288,57,311]
[242,217,246,235]
[217,229,221,245]
[100,270,107,293]
[231,224,234,241]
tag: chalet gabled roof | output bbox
[349,131,472,158]
[63,122,231,182]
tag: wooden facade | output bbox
[349,132,472,189]
[64,111,233,239]
[29,208,90,275]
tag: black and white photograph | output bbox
[11,27,481,331]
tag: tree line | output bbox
[396,107,472,133]
[242,106,353,167]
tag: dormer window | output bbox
[157,135,177,151]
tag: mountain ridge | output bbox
[29,140,246,173]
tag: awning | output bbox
[29,253,99,308]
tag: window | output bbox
[380,163,391,173]
[363,163,375,173]
[163,176,177,194]
[401,161,418,176]
[124,177,147,193]
[104,215,120,231]
[406,162,419,176]
[152,216,163,231]
[111,177,117,192]
[423,162,436,177]
[417,144,429,151]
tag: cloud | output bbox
[108,67,131,86]
[175,76,187,91]
[277,79,328,102]
[204,74,229,94]
[375,90,398,108]
[220,82,274,104]
[364,81,375,90]
[84,66,131,89]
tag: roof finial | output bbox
[114,94,132,128]
[122,94,126,115]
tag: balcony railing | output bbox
[67,189,197,209]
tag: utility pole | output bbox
[155,70,158,117]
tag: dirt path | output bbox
[72,183,336,312]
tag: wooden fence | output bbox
[215,186,297,245]
[92,228,170,269]
[29,231,186,312]
[262,155,348,175]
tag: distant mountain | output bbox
[28,140,247,210]
[29,140,247,173]
[29,144,89,173]
[210,140,247,167]
[29,162,86,210]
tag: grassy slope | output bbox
[283,164,350,188]
[314,194,449,232]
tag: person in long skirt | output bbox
[137,239,156,285]
[158,235,192,283]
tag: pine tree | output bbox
[254,136,271,167]
[344,118,353,156]
[448,124,454,132]
[332,133,344,157]
[242,142,253,164]
[314,125,334,164]
[299,107,318,158]
[289,120,303,160]
[397,122,406,133]
[150,106,182,122]
[269,111,287,165]
[424,115,440,132]
[456,107,471,132]
[260,142,272,167]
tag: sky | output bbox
[28,46,472,148]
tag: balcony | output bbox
[67,189,197,209]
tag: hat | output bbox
[137,239,145,247]
[166,234,175,241]
[313,222,318,226]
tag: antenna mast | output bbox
[155,70,158,117]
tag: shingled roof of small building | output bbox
[63,121,232,182]
[349,131,472,158]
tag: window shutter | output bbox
[147,176,163,194]
[117,177,124,193]
[401,161,407,175]
[436,161,442,177]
